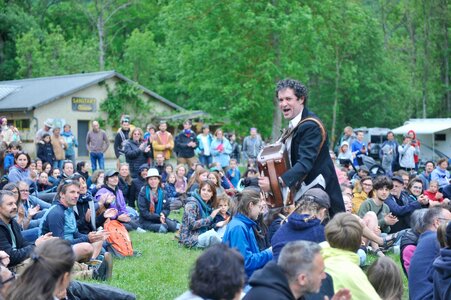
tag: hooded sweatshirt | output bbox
[271,213,325,262]
[321,242,381,300]
[223,213,273,279]
[433,248,451,300]
[431,166,451,189]
[244,261,296,300]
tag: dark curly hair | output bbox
[275,78,309,106]
[189,244,245,299]
[373,176,393,190]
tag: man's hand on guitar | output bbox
[258,176,271,192]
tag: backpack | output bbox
[104,219,134,257]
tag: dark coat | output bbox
[137,186,170,223]
[0,219,34,267]
[280,108,345,217]
[433,248,451,300]
[174,130,198,158]
[244,261,296,300]
[271,213,325,262]
[37,142,55,165]
[244,261,334,300]
[124,140,152,179]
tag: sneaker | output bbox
[159,224,168,233]
[93,252,113,281]
[136,227,146,233]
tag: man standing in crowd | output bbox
[114,116,131,170]
[259,79,344,217]
[86,121,110,172]
[152,121,174,160]
[242,128,263,164]
[35,118,53,144]
[244,241,351,300]
[196,124,213,167]
[398,135,418,172]
[379,131,398,176]
[351,130,368,167]
[340,126,356,146]
[174,120,198,166]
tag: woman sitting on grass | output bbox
[6,239,75,300]
[179,180,221,248]
[222,187,273,280]
[138,168,178,233]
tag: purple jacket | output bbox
[95,185,127,219]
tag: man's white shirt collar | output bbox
[289,109,304,129]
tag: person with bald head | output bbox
[86,121,110,172]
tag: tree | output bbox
[120,28,159,88]
[76,0,133,70]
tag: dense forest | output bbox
[0,0,449,142]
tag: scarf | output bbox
[192,191,212,219]
[145,186,164,215]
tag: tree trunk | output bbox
[331,46,341,149]
[421,0,430,118]
[97,13,105,71]
[270,0,281,142]
[439,0,450,114]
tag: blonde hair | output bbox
[325,213,363,253]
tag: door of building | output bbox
[77,120,89,157]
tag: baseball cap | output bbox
[301,188,331,209]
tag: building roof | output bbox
[0,71,184,111]
[392,118,451,135]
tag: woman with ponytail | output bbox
[6,239,75,300]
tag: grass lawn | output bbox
[104,231,201,299]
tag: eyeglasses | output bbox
[412,186,422,190]
[19,189,29,193]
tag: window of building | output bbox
[11,119,31,131]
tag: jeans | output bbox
[197,229,221,248]
[199,155,212,168]
[90,152,105,171]
[65,154,76,165]
[53,160,63,170]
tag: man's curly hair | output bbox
[275,78,309,105]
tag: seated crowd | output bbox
[0,117,450,300]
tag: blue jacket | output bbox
[61,130,78,157]
[408,230,439,300]
[433,248,451,300]
[3,153,14,172]
[385,193,422,233]
[211,138,232,168]
[226,167,241,188]
[223,213,272,279]
[40,202,89,245]
[271,213,325,262]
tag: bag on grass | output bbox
[104,219,134,257]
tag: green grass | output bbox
[89,231,201,300]
[366,252,409,300]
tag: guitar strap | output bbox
[281,117,327,184]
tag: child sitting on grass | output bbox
[226,158,241,188]
[212,195,232,238]
[165,172,184,211]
